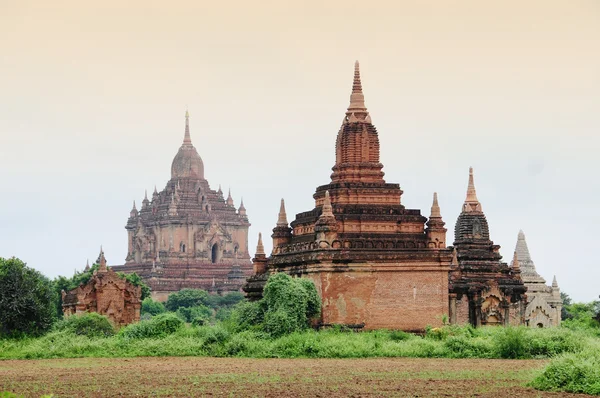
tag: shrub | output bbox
[141,298,166,316]
[176,305,212,323]
[165,289,210,311]
[530,350,600,395]
[0,257,57,337]
[54,313,115,338]
[495,327,528,359]
[215,308,232,322]
[264,309,298,338]
[389,330,412,341]
[260,273,321,336]
[230,301,265,331]
[120,313,183,339]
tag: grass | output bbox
[2,323,599,395]
[0,324,591,360]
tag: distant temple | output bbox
[244,62,526,331]
[62,249,141,326]
[511,230,562,327]
[111,112,252,301]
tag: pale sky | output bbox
[1,0,599,301]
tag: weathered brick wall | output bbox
[455,297,470,325]
[305,266,449,331]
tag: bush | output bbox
[54,313,115,338]
[530,350,600,395]
[389,330,412,341]
[165,289,210,311]
[0,257,57,337]
[120,313,183,339]
[141,298,166,316]
[175,305,212,323]
[495,327,528,359]
[260,273,321,336]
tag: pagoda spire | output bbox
[430,192,442,218]
[227,188,234,206]
[552,275,558,288]
[462,167,482,213]
[512,250,520,272]
[277,198,288,227]
[321,191,334,218]
[346,60,370,121]
[98,246,107,273]
[515,230,533,264]
[256,232,265,256]
[183,109,192,146]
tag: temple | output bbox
[511,230,561,327]
[245,62,454,331]
[112,111,252,301]
[244,62,528,331]
[449,168,527,326]
[62,248,142,326]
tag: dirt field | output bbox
[0,357,585,397]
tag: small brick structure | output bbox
[62,249,141,327]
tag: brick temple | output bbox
[63,249,141,326]
[245,62,526,331]
[112,112,252,301]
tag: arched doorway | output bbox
[211,243,219,263]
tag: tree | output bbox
[141,297,166,316]
[165,289,210,311]
[232,273,322,337]
[0,257,56,337]
[561,292,573,321]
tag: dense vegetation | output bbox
[1,256,599,395]
[0,258,56,337]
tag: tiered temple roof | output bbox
[112,112,252,300]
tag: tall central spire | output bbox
[346,61,370,121]
[183,110,192,146]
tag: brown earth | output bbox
[0,357,586,397]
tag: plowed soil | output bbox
[0,357,585,397]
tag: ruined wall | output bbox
[304,265,449,331]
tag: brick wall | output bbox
[305,266,449,331]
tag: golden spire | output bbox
[256,232,265,256]
[463,167,482,212]
[346,60,369,121]
[277,198,288,227]
[183,110,192,146]
[430,192,441,218]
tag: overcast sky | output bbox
[1,0,598,301]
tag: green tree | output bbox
[165,289,210,311]
[231,273,321,337]
[175,305,212,323]
[0,257,57,337]
[141,297,166,316]
[561,292,573,320]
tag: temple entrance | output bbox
[211,243,218,263]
